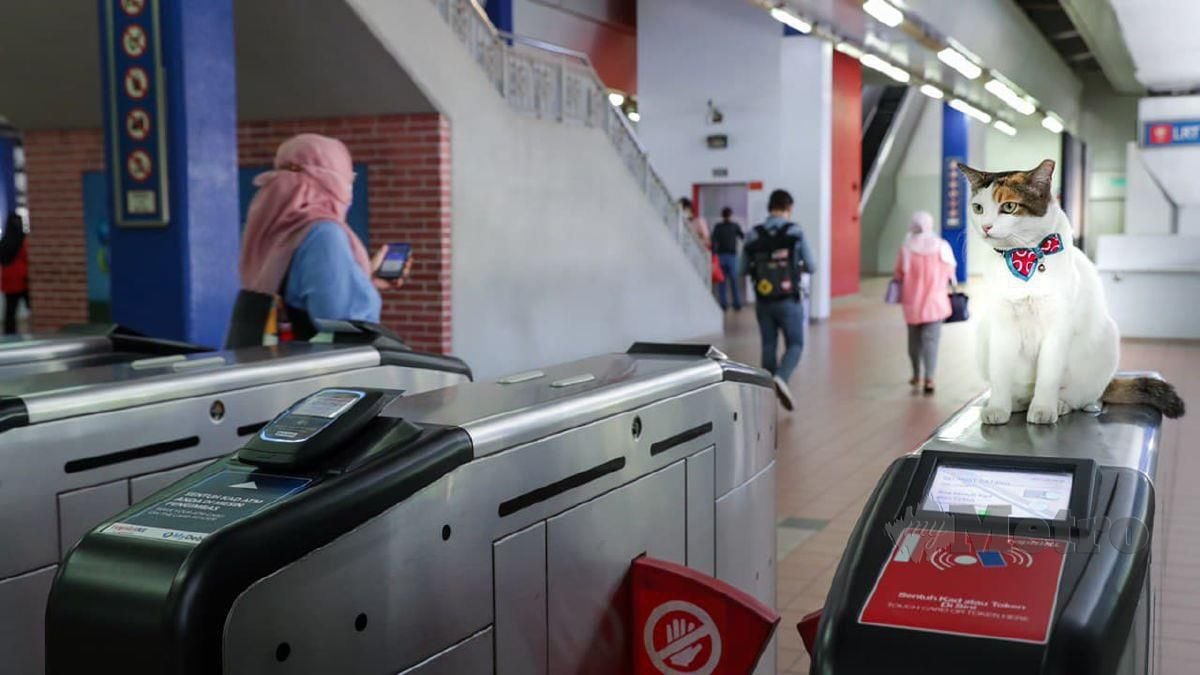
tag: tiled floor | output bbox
[711,278,1199,674]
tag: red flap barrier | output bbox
[632,556,779,675]
[796,608,822,656]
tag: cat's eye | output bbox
[999,202,1018,214]
[972,204,983,214]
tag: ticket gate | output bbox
[808,379,1165,675]
[1,339,470,675]
[0,325,206,378]
[46,344,778,675]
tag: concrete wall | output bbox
[347,0,720,379]
[636,0,833,317]
[1077,73,1139,257]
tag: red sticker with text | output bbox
[859,527,1067,643]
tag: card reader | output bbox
[238,388,393,469]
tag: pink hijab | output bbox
[903,211,956,265]
[239,134,373,294]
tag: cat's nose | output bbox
[982,224,994,235]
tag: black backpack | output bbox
[745,223,802,301]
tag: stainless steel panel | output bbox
[21,344,381,423]
[686,445,716,575]
[395,628,494,675]
[57,480,129,559]
[0,566,55,675]
[0,335,110,366]
[921,392,1163,477]
[715,462,777,675]
[494,523,547,675]
[379,353,725,456]
[546,463,687,675]
[714,382,776,497]
[129,459,218,503]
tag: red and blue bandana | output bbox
[997,233,1064,281]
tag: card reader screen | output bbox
[291,390,362,419]
[921,465,1073,520]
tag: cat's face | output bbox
[957,159,1056,248]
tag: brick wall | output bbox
[22,114,453,354]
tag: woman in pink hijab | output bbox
[239,134,409,332]
[893,211,957,394]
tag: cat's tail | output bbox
[1102,375,1186,418]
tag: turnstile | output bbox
[809,377,1165,675]
[0,326,206,378]
[46,344,777,675]
[1,340,470,674]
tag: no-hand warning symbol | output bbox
[125,108,151,141]
[643,601,722,675]
[122,24,147,58]
[127,150,152,182]
[124,66,149,99]
[121,0,146,16]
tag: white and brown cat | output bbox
[958,159,1183,424]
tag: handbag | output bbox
[946,291,970,323]
[884,279,902,304]
[711,254,725,284]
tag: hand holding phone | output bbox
[375,243,412,280]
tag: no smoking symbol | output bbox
[125,67,149,99]
[123,24,147,58]
[121,0,145,16]
[127,150,153,182]
[126,109,151,141]
[643,601,722,675]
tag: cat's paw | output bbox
[1058,399,1071,415]
[1027,402,1060,425]
[981,406,1012,425]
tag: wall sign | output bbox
[941,103,969,282]
[1142,119,1200,147]
[104,0,169,227]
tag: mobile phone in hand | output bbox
[375,243,412,280]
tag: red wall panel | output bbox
[830,51,862,297]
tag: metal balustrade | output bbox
[428,0,711,285]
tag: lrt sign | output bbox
[1142,120,1200,147]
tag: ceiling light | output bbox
[608,91,625,107]
[984,78,1036,115]
[863,0,904,28]
[919,84,945,99]
[949,98,992,124]
[770,7,813,34]
[1041,114,1064,133]
[835,42,864,59]
[860,54,910,83]
[993,120,1017,136]
[627,111,641,123]
[937,47,982,80]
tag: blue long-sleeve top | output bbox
[283,221,381,323]
[739,215,816,278]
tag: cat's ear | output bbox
[956,163,991,192]
[1027,159,1055,195]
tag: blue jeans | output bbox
[715,253,741,309]
[756,297,805,381]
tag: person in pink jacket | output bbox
[893,211,957,394]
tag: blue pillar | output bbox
[0,128,16,221]
[941,103,969,282]
[99,0,239,347]
[485,0,514,33]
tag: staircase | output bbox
[429,0,710,284]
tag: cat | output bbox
[957,158,1184,424]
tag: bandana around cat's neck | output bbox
[995,233,1064,281]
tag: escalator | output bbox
[861,85,908,185]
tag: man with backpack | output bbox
[741,189,814,411]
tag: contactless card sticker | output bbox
[859,527,1067,643]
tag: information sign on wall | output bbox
[1142,119,1200,147]
[103,0,170,227]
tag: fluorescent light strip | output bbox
[863,0,904,28]
[993,120,1017,136]
[1042,114,1064,133]
[770,7,813,34]
[949,98,992,124]
[919,84,945,100]
[835,42,864,59]
[937,47,982,80]
[984,78,1036,116]
[860,54,910,83]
